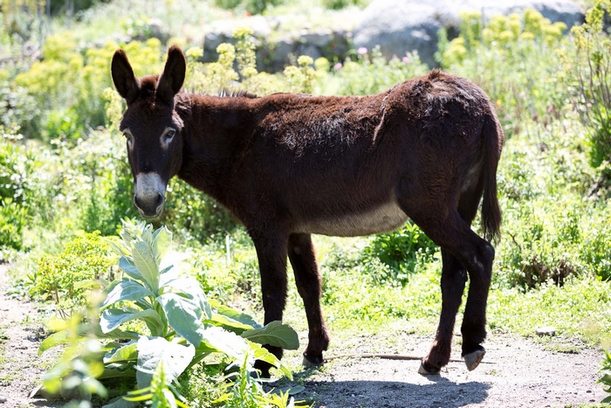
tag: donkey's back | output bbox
[229,70,501,238]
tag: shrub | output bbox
[362,221,437,285]
[40,222,299,407]
[570,0,611,181]
[438,9,569,133]
[322,0,366,10]
[329,47,428,96]
[214,0,284,14]
[13,36,163,142]
[28,231,116,307]
[0,128,37,250]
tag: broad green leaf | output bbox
[100,308,164,335]
[100,364,136,380]
[250,343,280,366]
[159,265,179,287]
[92,323,140,341]
[158,293,206,347]
[119,256,142,281]
[102,280,153,310]
[200,326,250,360]
[241,321,299,350]
[250,343,293,379]
[135,337,194,388]
[38,330,69,354]
[164,277,212,319]
[206,313,255,333]
[132,241,159,291]
[104,342,138,364]
[153,226,171,262]
[210,300,261,330]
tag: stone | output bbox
[536,326,557,336]
[353,0,585,67]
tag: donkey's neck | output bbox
[176,93,257,200]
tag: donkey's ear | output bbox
[111,49,140,104]
[156,45,186,105]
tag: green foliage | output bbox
[0,129,36,250]
[328,47,427,96]
[41,307,108,408]
[214,0,284,15]
[12,37,163,142]
[570,0,611,176]
[362,222,437,285]
[162,174,237,244]
[601,351,611,403]
[438,9,569,132]
[29,231,115,307]
[40,222,299,406]
[322,0,365,10]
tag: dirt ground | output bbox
[298,332,606,408]
[0,264,607,408]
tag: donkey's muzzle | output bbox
[134,193,164,218]
[133,172,167,219]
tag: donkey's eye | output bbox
[164,129,176,141]
[123,130,134,148]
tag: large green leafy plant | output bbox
[40,222,299,407]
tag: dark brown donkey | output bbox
[111,45,503,376]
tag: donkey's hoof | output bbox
[463,348,486,371]
[418,360,440,376]
[302,352,324,368]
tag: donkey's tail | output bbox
[480,109,504,242]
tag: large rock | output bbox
[202,14,354,71]
[353,0,585,67]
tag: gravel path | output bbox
[300,332,606,407]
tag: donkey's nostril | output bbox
[134,194,144,210]
[154,193,163,208]
[134,193,164,217]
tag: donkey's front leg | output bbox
[250,229,289,377]
[288,233,329,366]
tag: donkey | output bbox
[111,45,503,376]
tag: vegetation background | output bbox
[0,0,609,407]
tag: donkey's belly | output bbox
[296,201,408,237]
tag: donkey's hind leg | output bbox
[418,187,485,374]
[399,200,494,373]
[288,233,329,366]
[419,249,466,374]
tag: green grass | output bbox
[196,234,611,351]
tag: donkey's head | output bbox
[111,46,186,218]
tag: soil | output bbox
[297,332,607,408]
[0,264,607,408]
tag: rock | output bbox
[536,326,557,336]
[202,12,356,72]
[0,394,6,403]
[353,0,584,67]
[130,17,170,43]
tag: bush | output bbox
[39,222,299,407]
[13,36,164,142]
[0,128,37,250]
[322,0,365,10]
[438,9,569,133]
[362,222,437,285]
[328,47,428,96]
[214,0,284,14]
[570,0,611,180]
[28,231,116,307]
